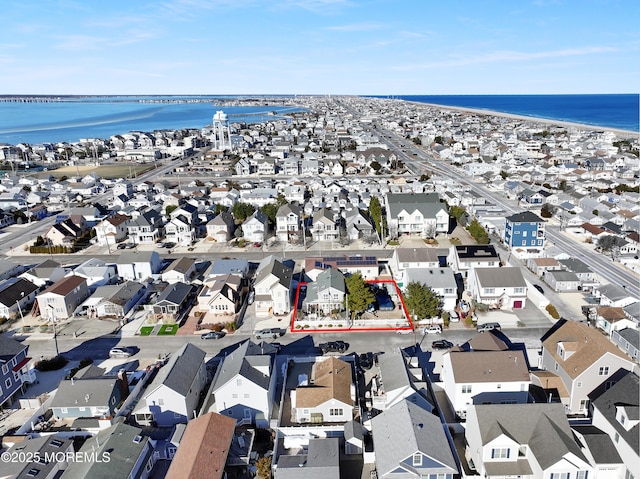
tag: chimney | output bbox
[118,369,130,400]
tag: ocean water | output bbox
[0,96,300,145]
[393,94,639,133]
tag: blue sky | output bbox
[1,0,638,94]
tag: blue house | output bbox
[0,335,33,408]
[505,211,545,250]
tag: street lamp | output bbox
[48,304,59,357]
[16,292,25,329]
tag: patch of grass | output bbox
[139,326,154,336]
[158,324,178,335]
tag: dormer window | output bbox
[557,344,564,358]
[412,453,422,466]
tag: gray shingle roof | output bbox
[386,192,446,219]
[156,282,193,306]
[473,403,587,469]
[0,334,27,363]
[276,438,340,479]
[475,267,526,288]
[212,341,271,393]
[573,425,623,465]
[150,343,205,397]
[371,400,458,477]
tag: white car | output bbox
[422,325,442,335]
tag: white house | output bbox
[385,193,449,238]
[116,250,162,282]
[253,256,293,317]
[468,267,528,310]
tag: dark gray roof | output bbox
[506,211,544,223]
[275,438,340,479]
[156,282,193,306]
[454,244,500,261]
[623,301,640,321]
[572,425,623,465]
[558,258,593,274]
[371,400,458,476]
[0,334,27,362]
[616,327,640,349]
[151,343,206,396]
[473,403,588,469]
[212,341,271,392]
[61,421,151,479]
[591,373,639,455]
[50,376,118,408]
[546,270,580,282]
[597,283,632,302]
[254,257,292,288]
[4,435,74,479]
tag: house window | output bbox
[412,453,422,466]
[598,366,609,376]
[5,378,11,389]
[625,468,635,479]
[514,287,524,294]
[551,474,570,479]
[329,408,343,416]
[491,448,510,459]
[579,399,589,411]
[1,364,7,375]
[522,240,527,246]
[554,362,558,371]
[232,393,238,399]
[462,385,472,394]
[244,393,250,398]
[577,382,582,388]
[614,432,620,443]
[484,288,494,295]
[523,231,527,237]
[236,379,242,386]
[444,288,454,294]
[496,384,501,389]
[158,398,164,406]
[61,407,68,414]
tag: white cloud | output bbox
[327,22,383,32]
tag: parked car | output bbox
[448,310,460,322]
[422,325,442,335]
[534,284,545,294]
[201,331,225,340]
[254,328,284,340]
[477,322,501,332]
[358,352,374,370]
[432,339,454,350]
[395,328,414,334]
[319,341,348,354]
[163,242,176,249]
[109,347,133,358]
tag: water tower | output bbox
[212,110,231,150]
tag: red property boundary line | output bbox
[289,279,415,333]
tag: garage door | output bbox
[513,300,523,309]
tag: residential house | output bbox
[302,268,346,316]
[276,438,340,479]
[448,244,501,278]
[70,257,117,291]
[61,421,154,479]
[45,218,85,247]
[116,250,162,282]
[0,335,33,408]
[558,258,599,291]
[164,412,236,479]
[161,257,197,284]
[595,306,636,336]
[36,275,89,320]
[539,320,636,414]
[404,267,458,311]
[152,282,194,320]
[590,373,639,479]
[126,207,163,244]
[611,328,639,361]
[467,267,528,309]
[385,193,449,238]
[1,435,74,479]
[311,208,339,242]
[372,349,435,412]
[133,343,207,426]
[304,255,379,281]
[206,212,235,242]
[242,210,269,244]
[165,214,195,246]
[465,403,593,479]
[19,259,67,287]
[0,258,24,281]
[371,399,458,479]
[0,277,38,320]
[293,356,355,424]
[527,257,562,277]
[441,350,530,420]
[50,366,128,419]
[543,270,581,292]
[275,203,302,242]
[391,247,441,288]
[94,213,129,246]
[253,256,293,317]
[504,211,545,252]
[205,340,274,428]
[344,208,374,241]
[89,281,146,319]
[197,274,241,316]
[595,284,637,308]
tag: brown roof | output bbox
[616,209,637,219]
[165,412,235,479]
[467,331,509,351]
[530,371,570,398]
[42,275,86,296]
[541,321,630,379]
[107,213,129,226]
[581,222,605,235]
[296,357,353,408]
[448,350,530,383]
[531,257,560,267]
[597,306,627,321]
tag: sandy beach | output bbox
[404,100,639,138]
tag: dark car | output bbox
[163,242,176,249]
[201,331,225,340]
[358,352,374,370]
[431,339,454,350]
[534,284,545,294]
[319,341,348,354]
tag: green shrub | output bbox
[35,355,68,371]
